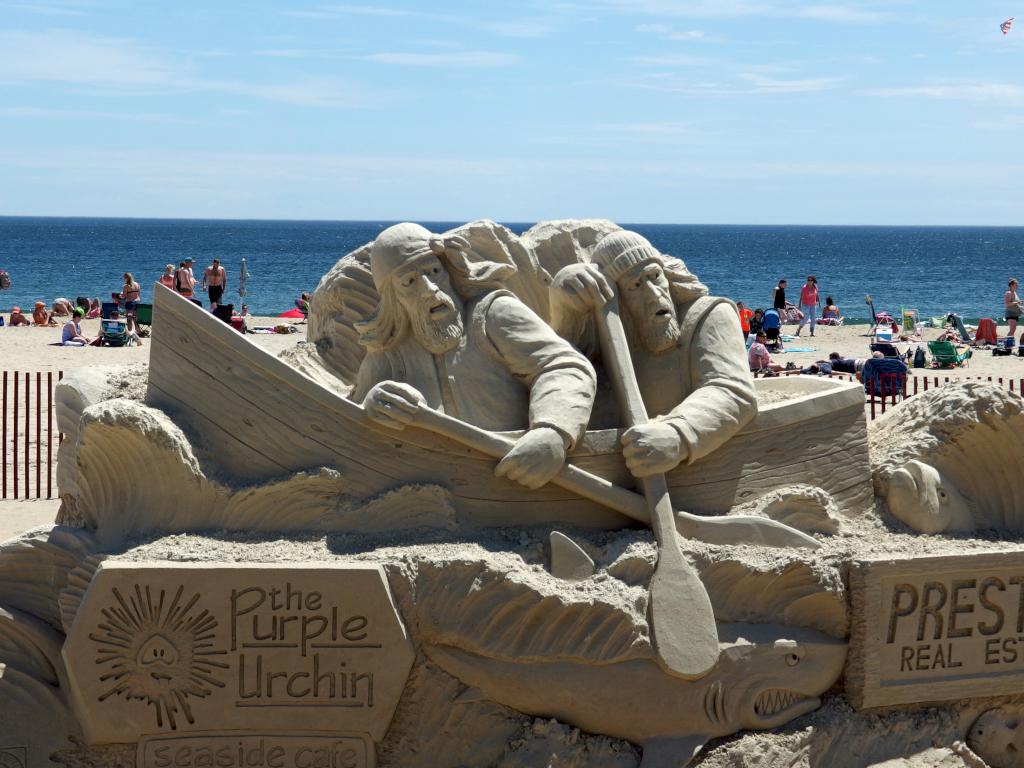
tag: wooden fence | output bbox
[1,370,62,500]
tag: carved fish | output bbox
[426,622,847,768]
[885,459,973,534]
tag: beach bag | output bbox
[0,270,9,290]
[913,346,926,368]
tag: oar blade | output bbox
[649,557,719,679]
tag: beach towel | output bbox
[778,347,817,353]
[975,318,998,345]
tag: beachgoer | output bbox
[87,298,101,318]
[355,222,597,490]
[828,352,866,377]
[736,301,753,336]
[32,301,54,326]
[100,308,142,347]
[296,292,311,314]
[748,331,783,373]
[749,307,765,336]
[203,258,227,310]
[175,260,195,298]
[159,264,175,289]
[119,272,141,332]
[795,275,820,337]
[549,230,756,474]
[61,308,92,346]
[51,298,73,317]
[815,294,839,325]
[8,307,29,326]
[772,279,787,312]
[1005,278,1022,338]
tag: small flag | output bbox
[1001,17,1014,34]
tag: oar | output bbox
[593,294,718,680]
[409,406,819,550]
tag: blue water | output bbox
[1,217,1022,323]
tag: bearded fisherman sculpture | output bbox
[354,222,598,489]
[549,230,757,475]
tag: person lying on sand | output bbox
[32,301,55,326]
[8,306,29,326]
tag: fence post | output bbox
[47,372,53,500]
[870,378,876,420]
[35,372,40,500]
[1,371,5,500]
[23,372,29,500]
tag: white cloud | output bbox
[0,29,373,108]
[0,106,191,122]
[864,82,1024,103]
[630,53,713,67]
[738,72,840,92]
[359,51,520,67]
[796,5,881,23]
[285,5,553,37]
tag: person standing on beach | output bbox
[795,275,820,337]
[1005,278,1022,339]
[772,279,787,313]
[159,264,175,289]
[203,258,227,311]
[174,261,195,299]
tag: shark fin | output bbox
[640,736,707,768]
[454,686,487,704]
[549,531,595,581]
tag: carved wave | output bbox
[404,556,651,664]
[870,382,1024,531]
[72,399,455,542]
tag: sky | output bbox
[0,0,1022,224]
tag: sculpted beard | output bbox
[410,288,464,354]
[626,285,681,354]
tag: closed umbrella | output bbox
[238,258,250,299]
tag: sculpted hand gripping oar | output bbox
[591,291,719,680]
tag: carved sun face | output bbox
[89,584,228,730]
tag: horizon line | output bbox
[1,214,1023,229]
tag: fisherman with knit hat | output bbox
[549,229,756,475]
[355,222,597,490]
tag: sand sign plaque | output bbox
[849,552,1024,709]
[62,562,414,748]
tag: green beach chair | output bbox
[927,340,972,368]
[135,302,153,326]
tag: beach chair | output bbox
[213,303,234,324]
[901,308,920,333]
[862,357,908,403]
[100,319,129,347]
[135,302,153,327]
[870,342,902,359]
[865,295,895,325]
[927,340,972,368]
[975,318,998,346]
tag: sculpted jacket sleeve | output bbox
[484,295,597,449]
[659,302,758,464]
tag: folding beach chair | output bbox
[927,340,972,368]
[901,308,920,333]
[865,295,895,325]
[863,357,908,404]
[100,319,129,347]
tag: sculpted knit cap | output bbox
[370,222,439,287]
[591,231,662,282]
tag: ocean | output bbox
[0,217,1021,323]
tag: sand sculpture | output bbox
[7,220,1024,767]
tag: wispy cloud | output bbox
[285,4,553,37]
[596,0,884,22]
[358,51,520,67]
[635,22,714,41]
[864,82,1024,103]
[0,29,374,107]
[0,106,192,123]
[0,0,96,16]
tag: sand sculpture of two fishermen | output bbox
[355,222,756,486]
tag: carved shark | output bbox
[426,622,847,768]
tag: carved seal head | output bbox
[968,707,1024,768]
[885,459,973,535]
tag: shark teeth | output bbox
[753,688,804,718]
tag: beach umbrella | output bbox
[277,308,305,319]
[238,258,250,299]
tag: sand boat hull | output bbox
[146,285,873,529]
